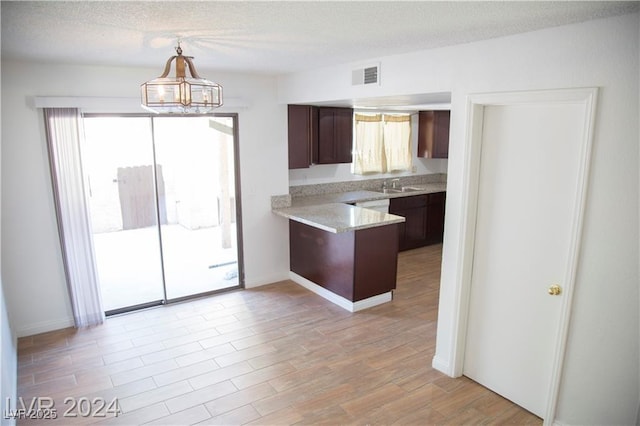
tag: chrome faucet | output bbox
[382,178,401,191]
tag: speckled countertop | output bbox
[272,182,446,233]
[273,202,404,233]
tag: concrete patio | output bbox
[93,224,239,311]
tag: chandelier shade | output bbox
[141,44,223,114]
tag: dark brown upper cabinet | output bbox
[317,107,353,164]
[288,104,318,169]
[288,105,353,169]
[417,110,450,159]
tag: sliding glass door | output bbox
[82,114,242,314]
[153,117,240,300]
[83,117,165,311]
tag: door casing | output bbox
[449,88,598,423]
[83,112,245,314]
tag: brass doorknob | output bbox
[548,284,562,296]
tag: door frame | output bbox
[155,113,246,305]
[82,112,246,314]
[451,88,598,422]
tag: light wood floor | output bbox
[16,245,541,425]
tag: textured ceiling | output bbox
[2,1,638,75]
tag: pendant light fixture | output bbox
[141,42,223,114]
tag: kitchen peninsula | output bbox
[273,177,446,312]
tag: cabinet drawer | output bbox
[390,194,428,210]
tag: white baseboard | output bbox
[432,354,454,376]
[244,272,291,289]
[16,317,75,338]
[289,272,392,312]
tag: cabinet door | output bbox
[390,195,429,251]
[402,206,429,250]
[426,192,446,244]
[288,105,317,169]
[432,111,450,158]
[333,108,353,163]
[417,110,450,159]
[318,107,353,164]
[417,111,434,158]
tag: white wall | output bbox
[278,13,639,425]
[2,11,638,425]
[1,281,17,426]
[636,13,640,426]
[1,61,290,337]
[1,75,18,423]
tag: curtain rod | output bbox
[32,96,249,113]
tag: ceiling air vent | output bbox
[352,64,380,86]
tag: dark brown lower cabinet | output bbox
[392,194,428,251]
[426,191,446,244]
[289,221,399,302]
[390,192,446,251]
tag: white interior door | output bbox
[463,101,588,418]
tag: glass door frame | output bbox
[83,112,245,316]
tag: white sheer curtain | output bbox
[44,108,104,327]
[354,113,413,174]
[383,114,412,172]
[354,114,384,174]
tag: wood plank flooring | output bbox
[15,245,541,425]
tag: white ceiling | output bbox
[2,1,638,76]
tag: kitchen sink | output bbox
[377,186,424,194]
